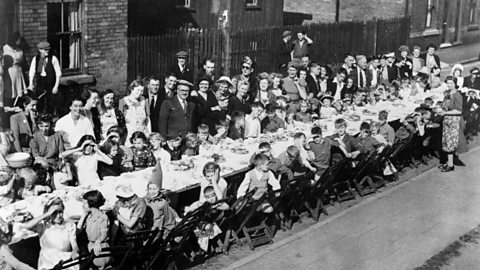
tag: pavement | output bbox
[438,41,480,78]
[224,146,480,270]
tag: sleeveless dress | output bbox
[121,96,149,144]
[38,222,78,270]
[2,45,26,99]
[74,153,101,187]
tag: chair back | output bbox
[51,252,94,270]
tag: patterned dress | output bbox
[442,91,463,152]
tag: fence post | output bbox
[222,24,232,77]
[373,17,378,56]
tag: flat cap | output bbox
[282,30,292,38]
[176,79,194,87]
[176,51,188,57]
[37,41,50,50]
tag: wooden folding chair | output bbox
[51,252,94,270]
[122,228,159,267]
[350,151,379,196]
[91,246,133,270]
[303,159,349,221]
[330,158,357,203]
[146,204,210,270]
[391,134,416,170]
[215,188,257,254]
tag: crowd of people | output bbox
[0,29,479,269]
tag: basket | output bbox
[5,153,32,168]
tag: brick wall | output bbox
[84,0,128,94]
[284,0,407,23]
[18,0,128,94]
[18,0,47,62]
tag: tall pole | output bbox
[335,0,340,22]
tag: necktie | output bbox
[182,100,187,113]
[359,69,364,88]
[150,96,155,112]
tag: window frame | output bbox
[425,0,434,28]
[469,0,477,24]
[46,0,83,75]
[245,0,260,10]
[176,0,191,8]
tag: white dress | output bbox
[121,96,149,144]
[74,153,101,187]
[38,222,78,270]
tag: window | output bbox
[425,0,434,28]
[176,0,191,8]
[246,0,258,7]
[469,0,477,24]
[47,0,82,73]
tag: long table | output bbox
[1,90,445,242]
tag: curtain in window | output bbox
[68,2,80,69]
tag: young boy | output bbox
[197,124,213,144]
[378,110,395,145]
[149,133,171,164]
[237,153,280,213]
[309,126,347,180]
[228,111,245,140]
[293,132,317,173]
[357,122,384,154]
[328,118,361,163]
[249,142,294,182]
[244,102,265,138]
[164,135,182,161]
[262,104,285,133]
[295,100,312,123]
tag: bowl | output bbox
[5,153,31,168]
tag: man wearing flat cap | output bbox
[170,51,193,83]
[380,52,398,84]
[464,67,480,90]
[27,41,62,114]
[158,79,196,139]
[276,30,293,75]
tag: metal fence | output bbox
[128,16,410,83]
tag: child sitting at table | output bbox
[371,121,398,180]
[199,162,228,203]
[197,124,213,145]
[309,126,347,180]
[214,120,228,139]
[130,131,156,171]
[237,153,280,213]
[228,111,245,140]
[144,180,179,238]
[17,167,51,199]
[149,132,171,165]
[293,132,317,174]
[244,102,265,138]
[295,100,312,123]
[378,110,395,145]
[333,101,343,114]
[249,142,294,182]
[262,104,285,133]
[357,122,384,155]
[98,139,123,179]
[319,95,337,119]
[104,127,133,171]
[285,111,297,130]
[353,92,367,107]
[164,135,182,161]
[181,133,200,156]
[329,118,361,163]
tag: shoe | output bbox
[441,166,455,172]
[438,164,447,169]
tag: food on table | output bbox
[210,154,226,163]
[10,210,33,223]
[362,109,377,116]
[231,147,249,155]
[171,159,195,171]
[347,114,361,122]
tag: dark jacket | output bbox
[228,125,244,140]
[464,76,480,90]
[351,66,372,90]
[326,78,345,97]
[396,57,413,79]
[170,64,194,83]
[227,96,251,115]
[306,74,320,97]
[277,39,292,68]
[158,96,196,139]
[420,53,441,69]
[191,91,220,132]
[147,93,163,133]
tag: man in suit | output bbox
[464,67,480,90]
[351,55,371,91]
[341,53,355,76]
[170,51,193,83]
[277,30,293,75]
[10,96,38,152]
[306,62,321,98]
[158,80,196,139]
[146,77,162,132]
[327,68,348,101]
[420,44,441,72]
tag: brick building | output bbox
[285,0,480,50]
[1,0,128,94]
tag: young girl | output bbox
[98,139,122,179]
[430,66,442,89]
[295,100,312,123]
[181,133,200,156]
[319,95,337,119]
[130,131,156,171]
[61,135,113,187]
[199,162,227,203]
[144,181,178,238]
[149,133,171,165]
[285,111,297,130]
[77,190,110,269]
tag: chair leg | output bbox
[222,229,232,254]
[242,227,255,250]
